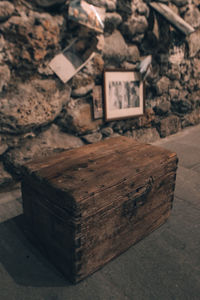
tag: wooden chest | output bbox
[21,136,178,283]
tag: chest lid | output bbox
[22,136,177,218]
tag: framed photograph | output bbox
[104,70,144,121]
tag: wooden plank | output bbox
[149,2,195,36]
[49,147,176,199]
[74,201,173,282]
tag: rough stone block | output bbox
[60,102,102,135]
[0,1,14,22]
[103,30,128,63]
[0,80,70,134]
[157,115,181,137]
[186,28,200,58]
[4,125,84,179]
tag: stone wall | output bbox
[0,0,200,190]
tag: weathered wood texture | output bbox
[149,2,195,36]
[21,137,178,283]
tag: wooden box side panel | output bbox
[78,201,171,282]
[74,160,177,282]
[22,181,79,282]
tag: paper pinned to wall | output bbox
[49,39,96,83]
[149,2,195,36]
[68,0,105,33]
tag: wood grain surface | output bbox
[22,137,178,283]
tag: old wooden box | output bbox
[21,136,178,283]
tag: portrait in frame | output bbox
[104,70,144,121]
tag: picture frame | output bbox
[103,70,144,121]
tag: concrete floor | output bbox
[0,124,200,300]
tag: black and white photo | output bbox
[104,70,144,121]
